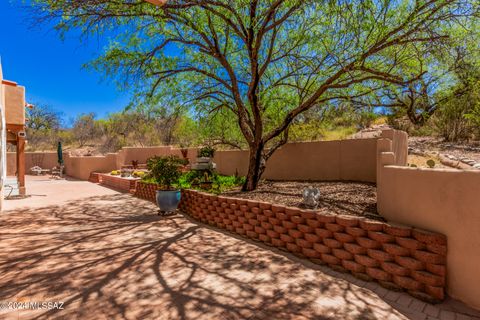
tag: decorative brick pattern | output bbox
[178,189,447,302]
[88,172,101,183]
[98,174,138,193]
[133,181,160,201]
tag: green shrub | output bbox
[140,175,157,184]
[210,174,245,194]
[141,163,244,192]
[175,171,244,193]
[426,159,436,168]
[464,103,480,139]
[198,146,215,158]
[146,155,184,190]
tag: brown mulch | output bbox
[222,180,381,220]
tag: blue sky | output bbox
[0,0,131,124]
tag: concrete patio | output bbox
[0,177,479,320]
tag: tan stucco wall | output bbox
[3,84,25,125]
[214,150,250,177]
[15,138,381,183]
[381,129,408,166]
[378,165,480,309]
[116,146,198,168]
[7,152,59,176]
[64,155,116,181]
[120,146,172,165]
[214,139,378,182]
[376,131,480,309]
[12,146,200,181]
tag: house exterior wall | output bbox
[3,83,25,125]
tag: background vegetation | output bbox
[26,0,480,190]
[25,103,383,152]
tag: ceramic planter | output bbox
[156,190,181,213]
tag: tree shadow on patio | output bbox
[0,194,405,320]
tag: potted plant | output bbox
[198,146,215,160]
[147,155,184,213]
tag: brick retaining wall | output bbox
[98,174,138,193]
[89,172,101,183]
[134,181,159,201]
[178,189,447,302]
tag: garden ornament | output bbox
[303,186,320,208]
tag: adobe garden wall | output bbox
[213,138,379,182]
[96,173,138,193]
[10,137,383,182]
[7,152,58,176]
[377,149,480,309]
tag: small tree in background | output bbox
[26,104,63,150]
[72,113,99,147]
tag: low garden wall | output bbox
[64,154,117,180]
[134,181,159,201]
[97,174,138,193]
[7,152,59,176]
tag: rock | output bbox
[473,164,480,169]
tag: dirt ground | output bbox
[409,137,480,162]
[407,154,450,169]
[223,181,380,220]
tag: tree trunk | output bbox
[242,142,265,191]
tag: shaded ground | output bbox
[223,181,380,220]
[1,179,479,320]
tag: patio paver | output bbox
[0,178,479,320]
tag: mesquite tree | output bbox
[33,0,479,190]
